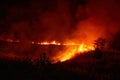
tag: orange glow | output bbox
[40,41,61,45]
[40,42,49,45]
[38,41,95,62]
[78,43,94,52]
[6,39,13,42]
[0,38,95,63]
[52,42,95,63]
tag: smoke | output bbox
[0,0,120,60]
[70,0,120,45]
[0,0,88,42]
[0,0,120,42]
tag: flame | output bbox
[0,38,95,63]
[40,41,61,45]
[40,41,49,45]
[78,43,94,52]
[52,42,95,63]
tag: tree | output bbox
[93,38,106,59]
[94,38,106,50]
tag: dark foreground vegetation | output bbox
[0,50,120,80]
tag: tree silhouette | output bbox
[93,38,106,59]
[94,38,106,50]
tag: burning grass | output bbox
[0,39,95,63]
[1,38,119,79]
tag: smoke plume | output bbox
[0,0,120,60]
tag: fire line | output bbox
[0,38,95,62]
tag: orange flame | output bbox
[0,38,95,63]
[21,40,95,62]
[40,41,61,45]
[52,42,95,63]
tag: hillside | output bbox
[0,51,120,80]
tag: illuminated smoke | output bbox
[0,0,120,62]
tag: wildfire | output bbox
[36,41,95,62]
[0,38,95,63]
[52,42,95,63]
[40,41,61,45]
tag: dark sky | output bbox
[0,0,120,45]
